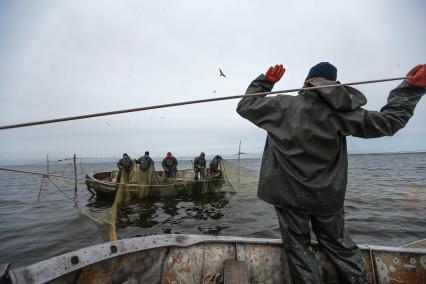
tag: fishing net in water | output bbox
[220,159,260,192]
[99,159,255,240]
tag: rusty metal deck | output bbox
[5,235,426,284]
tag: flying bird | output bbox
[219,68,226,78]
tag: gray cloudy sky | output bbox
[0,0,425,162]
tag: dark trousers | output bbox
[116,170,131,183]
[164,167,176,178]
[194,169,205,180]
[275,207,368,284]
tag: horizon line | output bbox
[1,150,425,167]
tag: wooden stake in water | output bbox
[73,154,77,194]
[47,154,50,175]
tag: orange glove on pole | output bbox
[265,64,286,83]
[406,64,426,87]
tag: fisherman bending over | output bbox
[193,152,206,180]
[162,152,178,178]
[237,63,426,283]
[116,153,133,183]
[209,155,222,176]
[136,151,154,172]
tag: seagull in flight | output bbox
[219,68,226,78]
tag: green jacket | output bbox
[237,74,425,214]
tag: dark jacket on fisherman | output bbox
[162,156,178,170]
[209,155,222,174]
[137,155,154,172]
[237,75,425,215]
[117,155,133,172]
[194,155,206,172]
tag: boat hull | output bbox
[6,235,426,284]
[85,171,117,197]
[85,170,226,199]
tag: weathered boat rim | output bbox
[86,172,116,186]
[9,234,426,284]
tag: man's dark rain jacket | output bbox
[162,156,178,170]
[137,155,154,172]
[209,156,222,173]
[237,75,424,215]
[194,156,206,171]
[117,156,133,172]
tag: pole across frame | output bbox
[0,77,406,130]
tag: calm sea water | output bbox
[0,153,425,268]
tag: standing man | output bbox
[162,152,178,178]
[193,152,207,180]
[236,63,426,283]
[116,153,133,183]
[136,151,154,172]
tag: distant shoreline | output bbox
[348,150,426,156]
[1,151,425,167]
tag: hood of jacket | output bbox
[302,79,367,110]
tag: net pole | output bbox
[47,154,49,175]
[0,77,406,130]
[73,154,77,194]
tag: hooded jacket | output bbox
[117,156,133,172]
[237,75,424,215]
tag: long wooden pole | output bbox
[0,77,406,130]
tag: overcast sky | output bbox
[0,0,425,162]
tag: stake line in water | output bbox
[0,77,406,130]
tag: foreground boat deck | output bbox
[5,235,426,284]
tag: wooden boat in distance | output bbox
[4,235,425,283]
[85,169,226,199]
[85,171,118,197]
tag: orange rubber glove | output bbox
[265,64,286,83]
[406,64,426,87]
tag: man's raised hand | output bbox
[265,64,286,83]
[407,64,426,87]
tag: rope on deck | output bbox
[0,77,406,130]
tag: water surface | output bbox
[0,153,425,268]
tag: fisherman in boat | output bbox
[162,152,178,178]
[209,155,222,177]
[136,151,154,172]
[237,63,426,283]
[193,152,207,180]
[116,153,133,183]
